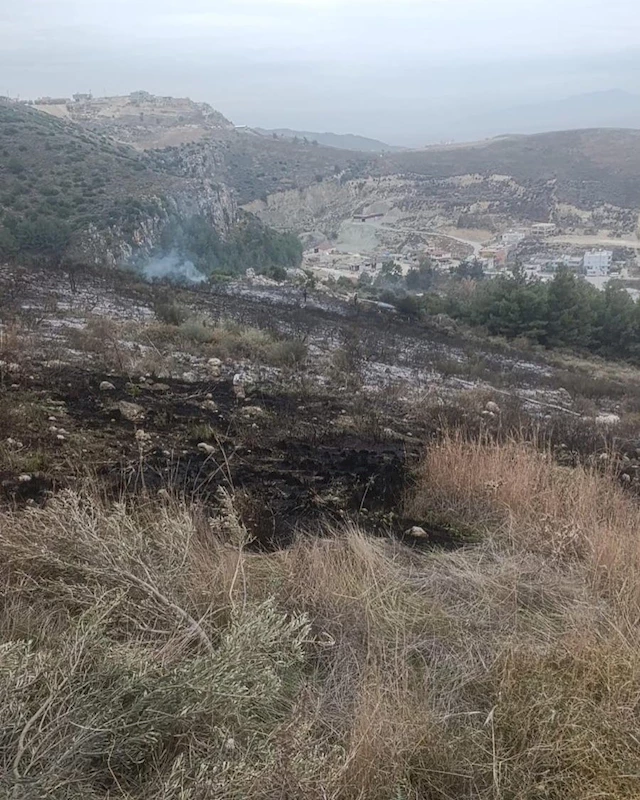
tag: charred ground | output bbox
[3,266,640,551]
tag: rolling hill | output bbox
[452,90,640,140]
[0,99,302,270]
[384,128,640,208]
[5,91,640,270]
[254,127,403,153]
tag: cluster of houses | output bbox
[303,219,625,289]
[474,225,618,281]
[304,240,460,282]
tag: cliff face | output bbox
[67,182,237,267]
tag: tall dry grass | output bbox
[1,435,640,797]
[409,433,640,620]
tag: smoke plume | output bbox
[141,251,206,284]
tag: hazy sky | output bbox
[2,0,639,144]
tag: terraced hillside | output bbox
[383,129,640,209]
[250,129,640,241]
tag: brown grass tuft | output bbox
[1,441,640,797]
[408,433,640,618]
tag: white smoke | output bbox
[141,251,207,284]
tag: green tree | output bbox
[406,260,434,291]
[463,277,548,342]
[591,282,636,358]
[375,260,403,287]
[546,269,594,349]
[394,294,423,317]
[451,258,484,281]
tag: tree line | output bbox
[359,258,640,362]
[0,210,303,278]
[160,215,303,277]
[445,269,640,360]
[416,267,640,362]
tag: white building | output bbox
[583,250,613,276]
[501,230,527,248]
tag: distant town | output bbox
[303,219,639,296]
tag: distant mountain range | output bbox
[254,127,404,153]
[452,90,640,141]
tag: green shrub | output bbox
[180,317,216,344]
[154,299,188,326]
[266,338,308,367]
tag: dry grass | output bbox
[2,436,640,797]
[61,314,307,379]
[409,434,640,618]
[140,317,307,368]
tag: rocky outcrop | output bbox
[68,182,237,268]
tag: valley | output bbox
[4,89,640,800]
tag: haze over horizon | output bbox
[2,0,640,146]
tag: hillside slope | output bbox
[0,100,304,272]
[255,127,403,153]
[147,132,369,206]
[384,128,640,208]
[249,128,640,243]
[36,92,371,206]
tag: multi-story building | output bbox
[583,250,613,275]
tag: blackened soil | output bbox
[1,365,460,549]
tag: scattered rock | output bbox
[207,358,222,373]
[481,410,495,419]
[405,526,429,539]
[198,442,216,456]
[135,429,152,444]
[241,406,266,418]
[232,373,246,400]
[182,371,198,384]
[99,381,116,392]
[56,434,66,442]
[5,438,23,450]
[17,474,32,484]
[621,473,632,483]
[149,383,170,392]
[556,388,573,404]
[201,400,218,413]
[485,401,501,414]
[117,400,145,423]
[594,413,621,426]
